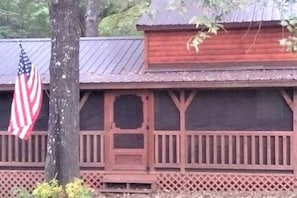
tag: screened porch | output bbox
[0,88,296,174]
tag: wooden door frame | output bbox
[104,90,150,171]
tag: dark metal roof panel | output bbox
[1,37,297,88]
[137,0,296,28]
[0,37,144,85]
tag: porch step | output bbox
[100,173,156,194]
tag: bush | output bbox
[13,178,93,198]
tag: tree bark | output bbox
[45,0,80,185]
[85,0,100,36]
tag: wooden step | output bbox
[102,173,156,183]
[100,173,156,193]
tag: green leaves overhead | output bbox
[99,0,150,36]
[280,17,297,52]
[179,0,297,53]
[0,0,49,38]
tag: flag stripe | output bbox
[8,48,43,140]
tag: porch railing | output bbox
[154,131,293,171]
[0,131,104,168]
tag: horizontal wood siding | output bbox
[147,28,295,67]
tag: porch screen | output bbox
[114,94,143,129]
[0,92,12,130]
[0,91,49,131]
[33,92,49,131]
[154,91,180,130]
[186,89,292,131]
[80,91,104,130]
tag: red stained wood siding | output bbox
[146,27,296,68]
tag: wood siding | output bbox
[146,27,296,68]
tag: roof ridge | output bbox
[0,36,144,43]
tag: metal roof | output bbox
[0,37,297,89]
[137,0,297,29]
[0,37,144,85]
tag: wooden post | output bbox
[104,92,112,171]
[180,91,186,173]
[293,89,297,176]
[147,91,155,173]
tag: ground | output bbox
[94,191,297,198]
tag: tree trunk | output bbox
[85,0,100,36]
[45,0,80,185]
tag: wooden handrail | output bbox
[0,131,104,168]
[154,130,293,171]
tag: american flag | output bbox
[8,46,43,139]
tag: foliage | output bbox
[169,0,297,53]
[13,178,93,198]
[280,17,297,52]
[32,179,63,198]
[12,187,33,198]
[99,0,150,36]
[0,0,150,38]
[65,178,93,198]
[0,0,49,38]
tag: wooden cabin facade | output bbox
[1,0,297,196]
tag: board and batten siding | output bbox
[146,27,296,68]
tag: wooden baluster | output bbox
[162,135,166,163]
[275,135,281,165]
[206,135,210,164]
[213,135,217,164]
[21,139,25,162]
[100,134,104,164]
[283,136,288,166]
[259,135,263,165]
[41,134,46,162]
[8,135,12,162]
[228,135,232,165]
[236,135,240,165]
[154,134,159,164]
[86,134,90,163]
[221,135,225,164]
[189,135,194,164]
[15,136,19,162]
[35,135,39,162]
[79,134,84,164]
[198,135,202,164]
[169,134,174,164]
[176,133,180,164]
[267,136,271,165]
[93,134,98,163]
[251,135,256,165]
[244,136,248,165]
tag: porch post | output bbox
[104,92,113,171]
[180,91,186,173]
[293,89,297,176]
[147,92,155,173]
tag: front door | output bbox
[107,91,148,171]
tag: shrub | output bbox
[13,178,93,198]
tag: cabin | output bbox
[1,0,297,197]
